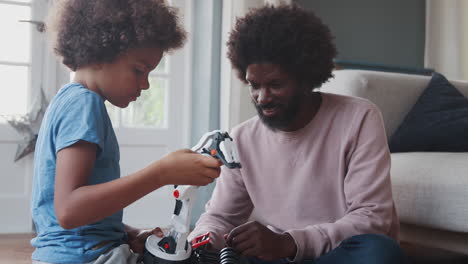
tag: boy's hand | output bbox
[156,149,223,186]
[126,226,164,254]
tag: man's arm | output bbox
[285,105,397,261]
[189,165,254,250]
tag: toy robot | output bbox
[143,130,242,264]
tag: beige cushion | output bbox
[320,70,468,138]
[391,152,468,233]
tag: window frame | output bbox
[0,0,192,150]
[0,0,62,141]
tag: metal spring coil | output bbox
[219,247,240,264]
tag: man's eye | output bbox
[270,83,281,89]
[134,68,144,74]
[248,83,259,90]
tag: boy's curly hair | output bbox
[227,4,337,88]
[47,0,186,71]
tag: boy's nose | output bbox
[141,78,150,90]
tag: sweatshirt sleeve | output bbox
[188,164,254,250]
[286,105,396,261]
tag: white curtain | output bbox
[425,0,468,80]
[264,0,292,5]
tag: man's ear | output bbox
[90,63,103,71]
[298,81,312,95]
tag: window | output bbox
[71,57,171,129]
[0,0,33,119]
[0,0,50,233]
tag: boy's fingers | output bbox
[205,167,221,178]
[199,155,223,167]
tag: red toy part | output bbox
[191,232,211,249]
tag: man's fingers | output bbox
[226,223,252,245]
[233,237,256,253]
[240,246,260,258]
[152,227,164,237]
[226,226,243,244]
[230,229,254,248]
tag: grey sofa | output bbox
[320,69,468,255]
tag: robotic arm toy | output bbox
[144,130,241,264]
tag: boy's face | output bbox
[93,46,164,108]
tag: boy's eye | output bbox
[134,68,144,74]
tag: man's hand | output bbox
[126,225,164,255]
[224,221,297,261]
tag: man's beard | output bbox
[253,93,302,131]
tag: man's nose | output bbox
[257,87,272,105]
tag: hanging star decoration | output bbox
[2,89,49,162]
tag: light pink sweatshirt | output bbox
[189,93,399,261]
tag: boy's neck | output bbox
[73,67,103,98]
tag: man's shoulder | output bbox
[322,92,379,115]
[231,116,262,137]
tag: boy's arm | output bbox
[54,140,221,230]
[54,140,164,229]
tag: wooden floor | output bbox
[0,233,35,264]
[1,234,468,264]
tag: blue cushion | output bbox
[389,72,468,152]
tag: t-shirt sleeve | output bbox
[286,104,396,261]
[54,92,107,153]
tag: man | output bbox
[189,4,407,264]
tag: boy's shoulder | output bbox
[51,83,104,111]
[44,83,107,129]
[57,83,102,102]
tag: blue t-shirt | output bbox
[31,83,126,263]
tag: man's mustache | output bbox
[256,103,279,109]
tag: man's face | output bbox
[246,63,304,131]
